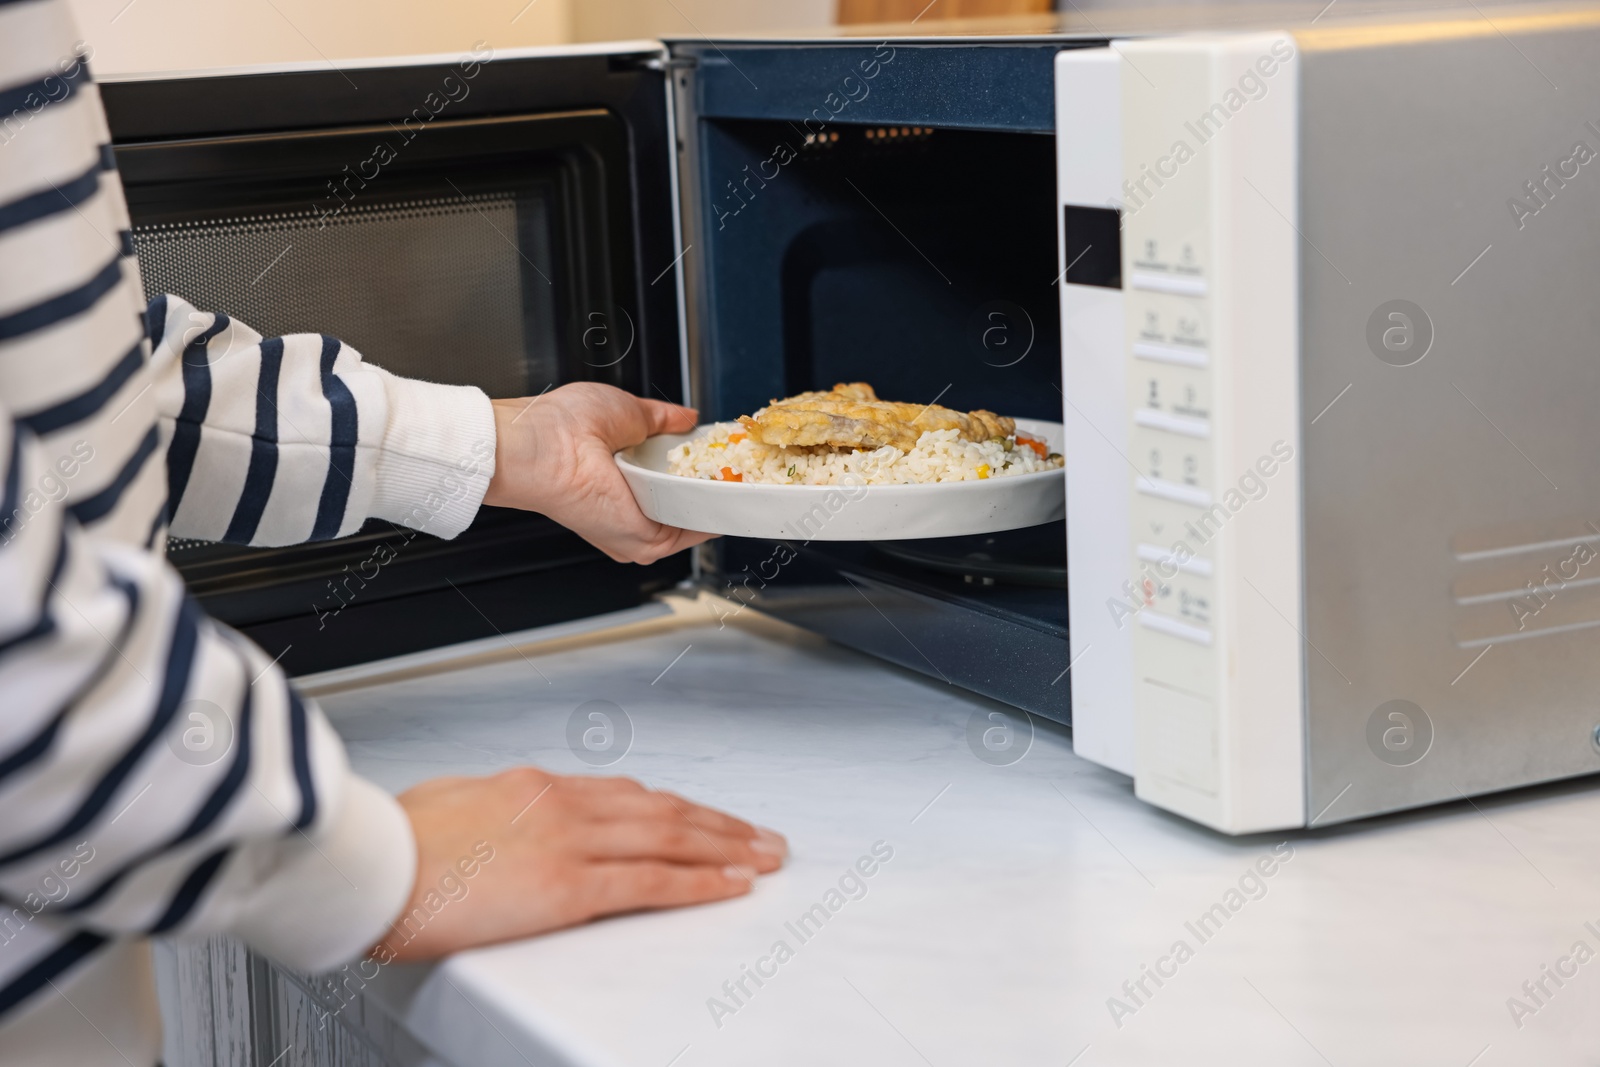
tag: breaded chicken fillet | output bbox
[736,383,1011,451]
[738,382,1015,452]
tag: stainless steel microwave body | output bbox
[102,5,1600,833]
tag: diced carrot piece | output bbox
[728,433,747,444]
[719,466,743,482]
[1016,435,1048,458]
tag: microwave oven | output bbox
[102,4,1600,834]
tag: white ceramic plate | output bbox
[616,418,1065,541]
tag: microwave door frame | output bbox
[100,42,686,409]
[99,44,699,673]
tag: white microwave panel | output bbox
[1061,35,1306,833]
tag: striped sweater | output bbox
[0,1,497,1062]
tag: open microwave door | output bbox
[100,42,691,674]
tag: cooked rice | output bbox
[667,423,1063,485]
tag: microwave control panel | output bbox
[1059,36,1306,834]
[1119,82,1226,815]
[1125,244,1223,791]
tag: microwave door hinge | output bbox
[639,55,697,72]
[662,51,696,413]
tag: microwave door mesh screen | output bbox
[130,191,557,401]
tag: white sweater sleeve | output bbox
[0,396,416,1019]
[145,294,497,546]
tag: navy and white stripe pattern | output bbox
[1,1,495,1060]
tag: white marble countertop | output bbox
[307,596,1600,1067]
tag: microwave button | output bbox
[1132,340,1209,368]
[1130,271,1208,297]
[1136,542,1214,578]
[1138,611,1213,646]
[1138,681,1220,794]
[1133,409,1211,439]
[1136,475,1212,508]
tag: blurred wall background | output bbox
[67,0,1513,76]
[573,0,833,46]
[63,0,1067,75]
[66,0,571,74]
[63,0,832,74]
